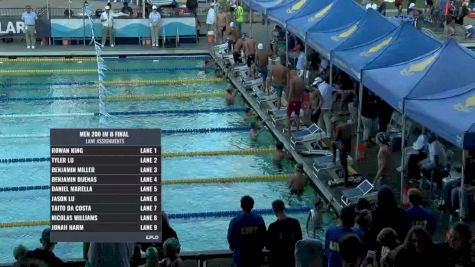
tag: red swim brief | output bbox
[287,101,302,117]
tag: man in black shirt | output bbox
[121,2,133,16]
[24,228,64,266]
[267,200,303,267]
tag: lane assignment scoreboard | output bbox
[50,129,162,242]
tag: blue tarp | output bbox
[306,9,391,59]
[405,84,475,149]
[363,38,475,111]
[286,0,346,40]
[332,22,440,80]
[267,0,316,26]
[243,0,289,14]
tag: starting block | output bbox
[325,164,361,187]
[341,179,375,206]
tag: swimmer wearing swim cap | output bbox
[159,238,184,267]
[138,247,160,267]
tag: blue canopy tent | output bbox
[362,38,475,205]
[332,22,441,184]
[286,0,345,41]
[405,85,475,217]
[405,85,475,150]
[363,38,475,111]
[241,0,290,45]
[267,0,316,27]
[242,0,288,14]
[306,7,385,60]
[332,22,441,80]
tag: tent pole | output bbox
[46,0,50,19]
[285,29,289,69]
[304,38,308,85]
[266,15,269,50]
[250,9,253,37]
[329,62,333,86]
[400,110,406,204]
[459,149,466,219]
[83,3,85,46]
[143,1,145,18]
[354,81,363,162]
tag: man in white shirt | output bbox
[149,5,161,47]
[420,132,448,178]
[21,5,38,49]
[313,77,333,138]
[206,3,216,33]
[366,0,378,10]
[101,5,115,47]
[295,44,305,77]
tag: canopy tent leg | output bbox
[266,14,269,51]
[459,149,466,219]
[304,40,308,85]
[250,9,253,38]
[329,62,333,86]
[354,82,363,162]
[46,0,50,19]
[285,29,289,67]
[400,112,406,204]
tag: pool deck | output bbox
[211,52,346,214]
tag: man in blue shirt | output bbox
[21,5,38,49]
[227,195,266,267]
[405,188,437,235]
[324,205,365,267]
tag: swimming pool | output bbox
[0,56,324,262]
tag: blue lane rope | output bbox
[0,185,50,192]
[0,157,50,164]
[0,81,96,87]
[168,207,312,219]
[102,55,210,61]
[0,108,247,118]
[107,108,246,116]
[1,96,97,102]
[105,66,214,73]
[0,126,250,139]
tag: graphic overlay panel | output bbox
[50,129,162,242]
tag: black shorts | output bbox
[454,16,464,25]
[233,52,243,64]
[246,55,255,67]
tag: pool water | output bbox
[0,57,330,263]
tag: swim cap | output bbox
[257,43,264,50]
[13,245,28,260]
[295,163,304,172]
[145,246,159,260]
[376,132,389,145]
[163,238,181,254]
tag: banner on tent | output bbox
[0,16,50,37]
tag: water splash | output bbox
[85,3,110,125]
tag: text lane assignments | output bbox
[50,129,162,242]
